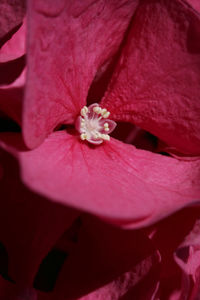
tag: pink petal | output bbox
[0,0,25,41]
[0,19,26,63]
[2,131,200,227]
[186,0,200,12]
[174,217,200,299]
[101,0,200,155]
[0,69,26,125]
[0,139,79,289]
[23,0,139,149]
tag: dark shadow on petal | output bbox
[0,23,22,49]
[111,121,158,151]
[187,19,200,54]
[0,55,25,85]
[86,7,137,106]
[0,242,14,283]
[0,115,21,132]
[175,246,190,263]
[33,249,68,292]
[87,55,119,105]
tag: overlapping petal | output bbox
[101,0,200,155]
[1,131,200,227]
[0,19,26,125]
[36,214,159,300]
[186,0,200,12]
[147,207,200,299]
[0,141,79,290]
[0,0,25,42]
[174,217,200,299]
[0,19,25,63]
[23,0,139,148]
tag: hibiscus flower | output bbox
[0,0,200,299]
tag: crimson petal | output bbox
[101,0,200,155]
[1,131,200,227]
[23,0,139,148]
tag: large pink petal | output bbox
[2,131,200,227]
[101,0,200,155]
[23,0,139,148]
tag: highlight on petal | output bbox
[101,0,200,155]
[23,0,139,148]
[2,131,200,228]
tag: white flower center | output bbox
[75,104,117,145]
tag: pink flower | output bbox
[0,0,200,299]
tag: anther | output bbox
[76,104,116,145]
[81,106,88,117]
[93,107,101,114]
[80,133,88,140]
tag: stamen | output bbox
[81,106,88,117]
[75,103,117,145]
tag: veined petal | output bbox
[101,0,200,155]
[23,0,139,148]
[1,131,200,227]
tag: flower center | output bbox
[75,103,117,145]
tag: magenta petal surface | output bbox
[2,131,200,227]
[23,0,139,148]
[101,0,200,155]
